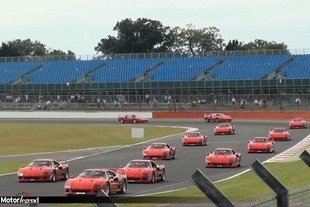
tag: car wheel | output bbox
[120,181,127,194]
[50,171,56,182]
[161,171,165,181]
[64,169,69,180]
[133,119,137,124]
[237,160,241,167]
[120,119,124,123]
[150,172,155,183]
[270,147,275,153]
[103,183,110,195]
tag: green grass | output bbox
[0,160,30,174]
[118,160,310,206]
[0,123,184,156]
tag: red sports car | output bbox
[205,148,241,168]
[204,113,232,122]
[182,131,207,146]
[143,143,176,160]
[289,118,307,129]
[268,127,290,141]
[118,114,148,124]
[122,159,165,183]
[17,159,69,182]
[214,123,235,135]
[247,137,275,153]
[64,168,127,196]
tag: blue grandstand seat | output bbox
[0,61,41,84]
[152,56,221,81]
[283,55,310,79]
[212,55,291,80]
[28,60,104,84]
[1,54,308,84]
[92,58,163,83]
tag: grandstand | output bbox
[0,51,309,111]
[0,53,309,84]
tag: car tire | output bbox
[120,181,127,194]
[120,119,124,123]
[161,171,165,181]
[133,119,137,124]
[63,169,69,180]
[103,183,110,195]
[50,171,56,182]
[150,172,155,183]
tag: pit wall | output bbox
[152,112,310,119]
[0,111,310,120]
[0,111,153,119]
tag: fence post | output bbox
[190,169,234,207]
[251,160,289,207]
[299,150,310,167]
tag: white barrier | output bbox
[0,111,153,119]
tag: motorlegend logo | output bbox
[1,196,39,205]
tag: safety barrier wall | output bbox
[153,111,310,119]
[0,111,153,119]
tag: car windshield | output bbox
[273,128,285,132]
[78,170,105,178]
[218,123,229,127]
[186,132,201,137]
[149,143,166,149]
[293,118,302,122]
[28,160,52,167]
[213,149,232,155]
[253,137,268,143]
[127,161,150,168]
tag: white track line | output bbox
[266,134,310,162]
[135,133,310,197]
[0,126,196,177]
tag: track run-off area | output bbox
[0,118,309,198]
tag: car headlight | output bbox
[64,183,71,189]
[18,172,23,177]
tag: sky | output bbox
[1,0,309,55]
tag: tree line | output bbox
[0,18,287,57]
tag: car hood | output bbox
[69,178,104,190]
[123,167,151,177]
[20,167,53,175]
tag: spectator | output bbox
[231,97,236,105]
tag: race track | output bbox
[0,119,309,197]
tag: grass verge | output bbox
[0,123,184,156]
[117,160,310,207]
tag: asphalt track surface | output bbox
[0,118,309,198]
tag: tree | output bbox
[95,18,169,54]
[0,39,47,57]
[48,49,76,60]
[241,39,287,50]
[225,39,244,51]
[0,39,76,58]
